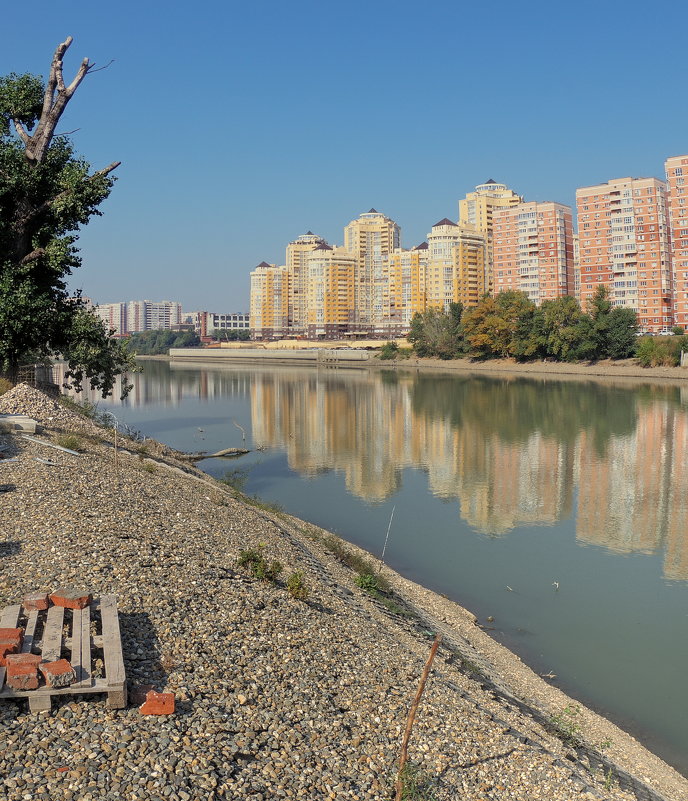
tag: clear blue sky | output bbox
[3,0,686,311]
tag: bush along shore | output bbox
[0,383,687,801]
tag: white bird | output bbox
[552,581,559,591]
[506,586,513,592]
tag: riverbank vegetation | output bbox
[127,329,200,355]
[407,287,651,363]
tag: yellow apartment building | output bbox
[305,245,357,338]
[286,231,328,334]
[458,179,523,290]
[383,242,428,334]
[425,218,487,311]
[343,209,401,333]
[249,262,290,340]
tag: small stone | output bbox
[237,694,247,705]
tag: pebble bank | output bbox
[0,383,686,801]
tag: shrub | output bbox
[379,341,399,360]
[397,762,438,800]
[286,571,309,600]
[237,546,282,583]
[0,378,12,396]
[55,434,83,452]
[635,335,687,367]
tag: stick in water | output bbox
[378,505,395,574]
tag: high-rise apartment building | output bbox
[95,300,181,335]
[249,262,290,339]
[493,201,575,304]
[305,245,356,338]
[383,243,429,334]
[576,177,672,331]
[425,219,487,311]
[665,155,688,328]
[458,180,523,291]
[286,231,327,334]
[95,302,128,336]
[343,209,400,332]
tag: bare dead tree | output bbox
[13,36,101,166]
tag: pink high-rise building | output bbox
[576,176,672,332]
[493,201,575,303]
[665,155,688,329]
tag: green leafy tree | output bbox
[540,296,584,361]
[407,304,465,359]
[584,286,638,359]
[462,291,536,358]
[0,37,134,395]
[606,307,638,358]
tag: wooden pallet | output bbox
[0,594,127,712]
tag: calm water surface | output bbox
[78,360,688,775]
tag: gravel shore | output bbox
[0,383,686,801]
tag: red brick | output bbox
[39,659,76,688]
[6,655,40,690]
[23,591,50,611]
[139,690,175,716]
[5,653,41,667]
[49,589,91,610]
[0,628,23,666]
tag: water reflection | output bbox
[59,360,688,581]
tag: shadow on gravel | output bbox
[119,611,186,706]
[0,540,21,557]
[455,747,517,770]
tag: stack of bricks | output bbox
[1,588,91,692]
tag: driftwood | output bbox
[177,447,250,461]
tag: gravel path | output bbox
[0,383,685,801]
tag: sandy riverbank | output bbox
[163,347,688,384]
[374,355,688,384]
[0,383,685,801]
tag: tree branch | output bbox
[20,248,46,266]
[12,119,30,145]
[15,161,121,230]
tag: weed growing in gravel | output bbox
[286,571,309,601]
[550,703,582,746]
[135,443,150,460]
[603,767,616,791]
[395,762,438,800]
[55,434,83,452]
[237,546,282,583]
[354,572,411,617]
[142,462,156,473]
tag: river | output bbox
[68,359,688,776]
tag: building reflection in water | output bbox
[54,360,688,580]
[249,368,688,581]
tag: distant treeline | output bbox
[209,329,250,341]
[405,286,688,366]
[127,329,200,355]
